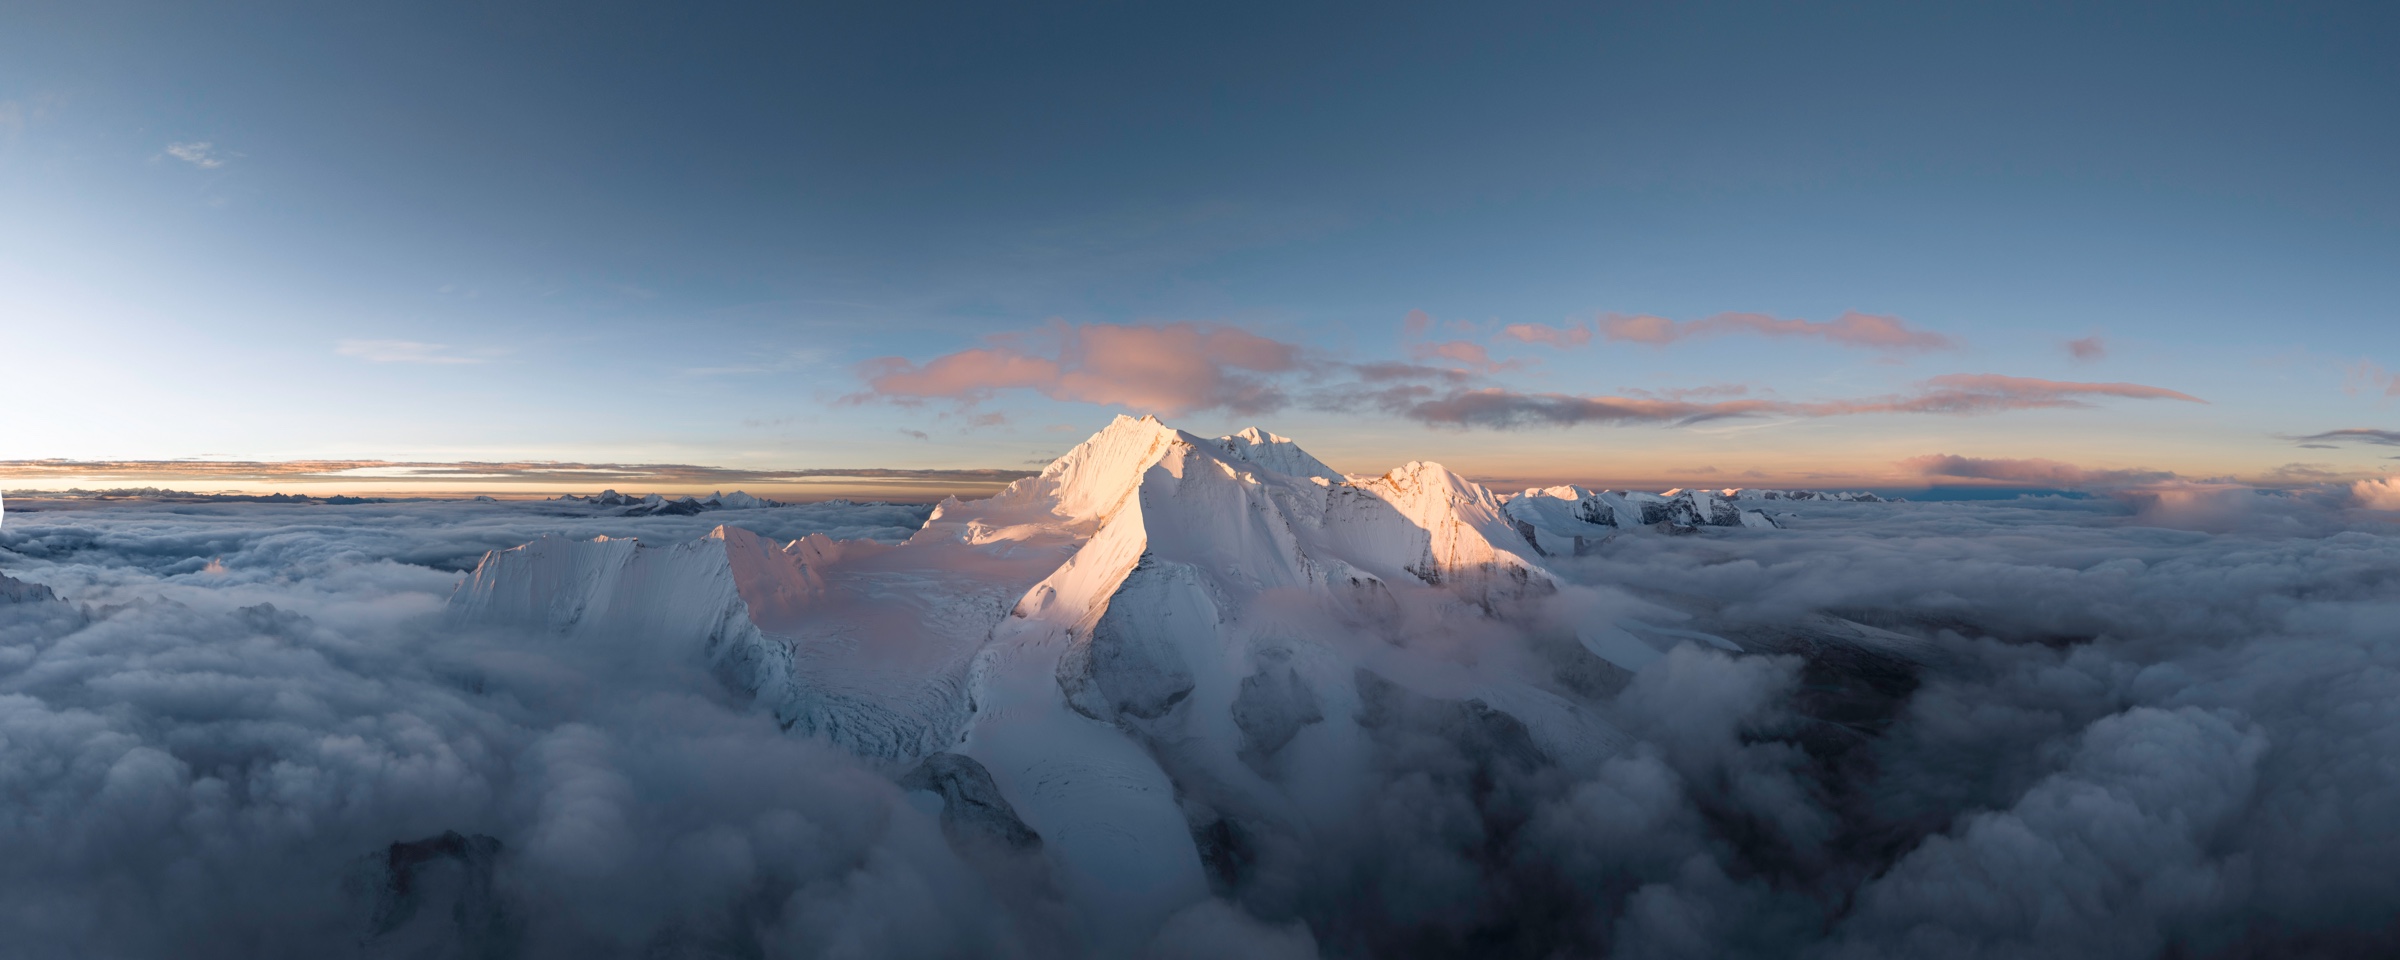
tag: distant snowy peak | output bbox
[1718,488,1891,503]
[1348,461,1550,590]
[553,489,788,515]
[1213,426,1344,482]
[0,571,62,605]
[1502,485,1785,555]
[1005,414,1189,527]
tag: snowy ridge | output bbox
[551,489,790,515]
[1211,426,1344,482]
[1719,487,1891,503]
[1500,484,1782,554]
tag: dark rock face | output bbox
[1231,650,1325,771]
[1058,554,1201,722]
[1354,671,1547,779]
[900,752,1043,853]
[0,571,59,604]
[346,830,514,958]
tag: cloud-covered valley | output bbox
[3,476,2399,958]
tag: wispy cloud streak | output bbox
[163,141,228,168]
[852,322,2198,432]
[336,340,496,364]
[1597,310,1954,352]
[1900,454,2177,488]
[0,459,1034,488]
[1389,374,2203,429]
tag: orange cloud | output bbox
[857,321,1300,416]
[2066,335,2108,361]
[1596,310,1954,351]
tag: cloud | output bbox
[1389,374,2203,429]
[1596,310,1954,352]
[0,498,1054,957]
[335,339,494,365]
[2296,428,2400,447]
[163,141,228,168]
[2355,478,2400,510]
[855,321,1299,416]
[855,323,2193,435]
[1408,340,1516,374]
[0,459,1033,497]
[1900,454,2177,488]
[1497,321,1594,348]
[2344,361,2400,398]
[1394,390,1786,429]
[2066,335,2108,361]
[1835,373,2205,413]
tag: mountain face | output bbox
[446,416,1822,953]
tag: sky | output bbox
[3,1,2398,495]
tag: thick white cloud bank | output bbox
[3,488,2400,958]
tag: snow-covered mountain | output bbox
[446,416,1846,952]
[1719,487,1891,502]
[1499,485,1781,556]
[551,489,788,515]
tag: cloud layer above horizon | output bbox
[850,318,2208,432]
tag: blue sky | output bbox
[4,2,2397,491]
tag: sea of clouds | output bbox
[1,490,2397,958]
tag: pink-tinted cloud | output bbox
[856,321,1299,416]
[858,321,2199,433]
[1596,310,1955,352]
[2355,477,2400,510]
[1385,374,2202,429]
[857,348,1059,398]
[2066,335,2108,361]
[1497,321,1593,348]
[1402,309,1434,336]
[1899,454,2176,488]
[1409,340,1516,373]
[2344,361,2400,397]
